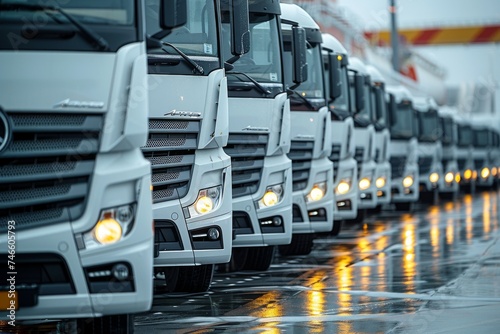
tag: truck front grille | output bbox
[289,140,314,191]
[474,159,485,169]
[329,143,341,181]
[225,133,268,198]
[457,158,466,170]
[354,147,364,178]
[390,156,406,179]
[142,119,199,203]
[0,112,102,232]
[418,156,433,174]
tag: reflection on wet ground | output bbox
[136,189,500,333]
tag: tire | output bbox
[278,234,314,256]
[330,220,342,236]
[218,247,249,273]
[175,264,214,293]
[243,246,275,271]
[76,314,134,334]
[394,202,413,212]
[154,267,179,293]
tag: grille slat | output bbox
[474,159,485,169]
[457,158,467,170]
[418,156,433,174]
[289,140,314,191]
[355,147,364,178]
[0,112,101,230]
[390,156,406,179]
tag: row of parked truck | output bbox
[1,0,499,332]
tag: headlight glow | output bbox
[306,182,326,202]
[375,177,386,189]
[472,170,478,179]
[464,169,472,180]
[445,172,454,183]
[194,195,214,214]
[258,184,284,208]
[492,167,498,176]
[403,175,414,188]
[481,167,490,179]
[429,172,439,184]
[94,218,123,245]
[359,177,371,191]
[455,173,461,183]
[336,180,351,195]
[187,186,222,217]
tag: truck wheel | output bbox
[76,314,134,334]
[175,264,215,293]
[278,234,314,256]
[330,220,343,236]
[154,267,179,293]
[218,247,249,272]
[243,246,275,271]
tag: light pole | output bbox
[389,0,400,72]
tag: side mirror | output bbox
[160,0,188,29]
[292,26,307,84]
[328,54,342,100]
[354,74,365,112]
[388,93,397,126]
[230,0,250,56]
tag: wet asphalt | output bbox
[135,188,500,333]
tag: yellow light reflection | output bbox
[464,194,473,242]
[401,217,417,292]
[483,192,491,234]
[446,218,454,245]
[337,255,354,318]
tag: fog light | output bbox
[94,218,122,245]
[273,217,283,226]
[464,169,472,180]
[403,176,414,188]
[306,182,326,202]
[375,177,386,189]
[207,227,220,240]
[359,177,371,191]
[445,172,454,183]
[429,172,439,184]
[336,181,350,195]
[481,167,490,179]
[112,264,129,281]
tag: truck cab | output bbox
[321,33,359,225]
[386,86,419,211]
[366,65,392,210]
[472,121,494,188]
[413,97,443,200]
[438,107,460,197]
[455,117,475,191]
[348,58,378,215]
[279,3,334,255]
[144,0,248,292]
[221,0,295,271]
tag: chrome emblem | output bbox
[0,108,12,154]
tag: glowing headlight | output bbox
[402,175,414,188]
[481,167,490,179]
[464,169,472,180]
[492,167,498,176]
[359,177,371,191]
[258,184,284,209]
[444,172,454,183]
[187,186,222,218]
[336,180,351,195]
[306,182,326,202]
[455,173,461,183]
[94,218,122,245]
[429,172,439,184]
[375,177,386,189]
[472,170,478,179]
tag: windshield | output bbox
[418,110,440,142]
[391,103,416,139]
[458,125,472,147]
[223,13,283,96]
[441,117,455,145]
[474,130,489,147]
[145,0,218,57]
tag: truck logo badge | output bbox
[53,99,104,109]
[242,126,269,132]
[164,110,202,117]
[0,109,12,154]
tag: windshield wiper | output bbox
[0,3,109,51]
[287,89,315,110]
[226,71,271,95]
[147,36,204,75]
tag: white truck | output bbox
[413,97,442,202]
[438,107,459,198]
[366,65,392,211]
[144,0,249,291]
[471,120,495,188]
[0,0,153,331]
[386,86,419,211]
[455,117,475,192]
[221,0,303,271]
[348,58,378,217]
[321,33,359,228]
[279,3,335,255]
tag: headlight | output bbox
[83,204,135,249]
[455,173,461,183]
[306,182,326,202]
[402,175,414,188]
[444,172,454,183]
[492,167,498,176]
[481,167,490,179]
[375,177,386,189]
[257,184,284,209]
[429,172,439,184]
[464,169,472,180]
[336,180,351,195]
[187,186,222,218]
[359,177,371,191]
[472,170,478,179]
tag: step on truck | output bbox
[413,96,443,202]
[348,58,378,218]
[221,0,306,271]
[438,106,460,198]
[366,65,392,211]
[279,3,335,255]
[0,0,154,331]
[321,33,359,229]
[144,0,249,292]
[386,86,419,211]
